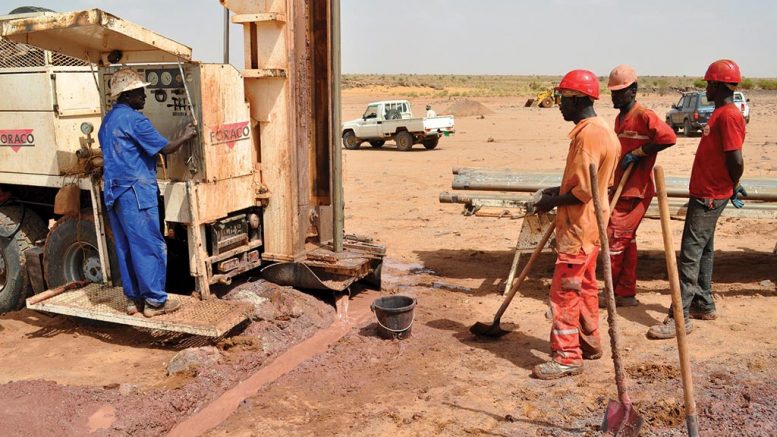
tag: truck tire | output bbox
[342,131,361,150]
[0,205,47,312]
[423,137,440,150]
[539,97,554,108]
[385,110,401,120]
[43,212,119,288]
[683,119,693,137]
[667,119,679,133]
[369,140,385,148]
[395,131,414,151]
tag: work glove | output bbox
[620,146,647,171]
[620,152,640,171]
[730,184,747,208]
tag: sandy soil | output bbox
[0,91,776,436]
[206,91,777,436]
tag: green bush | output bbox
[757,79,777,90]
[693,78,706,88]
[739,78,753,90]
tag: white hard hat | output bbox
[110,68,150,97]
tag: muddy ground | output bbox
[1,91,776,436]
[0,280,335,436]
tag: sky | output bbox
[3,0,776,77]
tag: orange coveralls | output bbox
[608,103,676,297]
[550,116,619,366]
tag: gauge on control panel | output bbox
[147,71,159,86]
[154,89,168,103]
[161,71,173,86]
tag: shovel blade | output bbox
[601,399,643,437]
[469,321,510,338]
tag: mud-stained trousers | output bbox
[607,196,652,297]
[670,197,727,317]
[106,187,168,306]
[549,246,600,366]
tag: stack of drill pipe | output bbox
[450,168,777,202]
[439,192,777,220]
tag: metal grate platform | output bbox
[26,284,251,337]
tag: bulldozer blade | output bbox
[601,399,643,437]
[524,98,535,107]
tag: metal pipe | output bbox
[451,169,777,202]
[438,192,531,204]
[223,7,229,64]
[330,0,344,253]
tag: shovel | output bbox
[469,163,635,338]
[590,163,643,436]
[654,166,700,436]
[469,221,555,337]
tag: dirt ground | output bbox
[1,90,776,436]
[206,91,777,436]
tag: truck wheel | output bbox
[43,212,119,288]
[683,119,693,137]
[369,140,385,148]
[0,205,47,312]
[395,131,414,151]
[342,131,361,150]
[667,119,679,133]
[385,110,401,120]
[423,137,440,150]
[539,97,554,108]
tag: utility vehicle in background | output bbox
[341,100,455,151]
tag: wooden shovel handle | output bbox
[590,164,630,405]
[654,165,699,432]
[493,221,555,322]
[610,162,635,212]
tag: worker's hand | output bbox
[183,123,198,140]
[730,184,747,208]
[620,152,640,171]
[533,192,556,214]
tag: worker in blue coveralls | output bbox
[98,68,197,317]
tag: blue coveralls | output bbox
[98,103,169,306]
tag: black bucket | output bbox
[370,295,416,340]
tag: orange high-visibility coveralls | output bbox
[608,103,676,297]
[550,116,619,366]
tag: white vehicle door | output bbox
[357,104,382,138]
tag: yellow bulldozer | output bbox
[524,88,561,108]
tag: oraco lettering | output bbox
[0,129,35,152]
[208,121,250,149]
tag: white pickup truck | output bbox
[734,91,750,123]
[342,100,455,151]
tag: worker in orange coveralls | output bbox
[599,65,676,308]
[532,69,619,379]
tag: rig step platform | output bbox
[26,283,251,337]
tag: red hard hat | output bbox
[704,59,741,84]
[556,69,600,100]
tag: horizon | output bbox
[7,1,777,77]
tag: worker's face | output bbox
[705,81,718,102]
[611,84,636,109]
[559,96,577,121]
[125,87,147,110]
